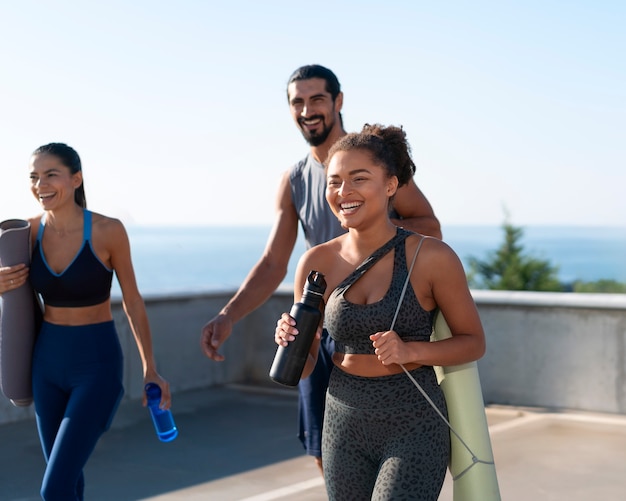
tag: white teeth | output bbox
[339,202,362,215]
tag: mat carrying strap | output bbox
[391,236,495,480]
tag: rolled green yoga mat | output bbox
[432,311,501,501]
[0,219,39,407]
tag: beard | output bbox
[299,116,335,147]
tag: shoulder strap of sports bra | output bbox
[36,214,46,241]
[336,227,413,291]
[37,209,92,242]
[83,209,92,242]
[390,235,427,330]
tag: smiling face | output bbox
[325,149,398,229]
[29,153,83,210]
[288,78,343,147]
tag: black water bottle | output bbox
[269,270,326,386]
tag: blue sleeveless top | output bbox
[289,153,403,249]
[290,154,345,249]
[30,210,113,307]
[325,228,434,355]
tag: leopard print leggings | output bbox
[322,366,450,500]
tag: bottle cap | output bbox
[304,270,326,296]
[145,383,161,400]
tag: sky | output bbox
[1,0,624,228]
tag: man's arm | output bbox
[390,180,442,239]
[200,171,299,361]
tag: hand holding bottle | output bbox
[269,270,326,386]
[145,383,178,442]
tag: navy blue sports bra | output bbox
[30,210,113,308]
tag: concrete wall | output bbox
[474,290,626,413]
[1,289,625,424]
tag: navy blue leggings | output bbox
[32,321,124,500]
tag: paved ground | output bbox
[1,384,626,500]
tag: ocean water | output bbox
[112,225,626,298]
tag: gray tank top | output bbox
[325,228,434,355]
[289,154,345,248]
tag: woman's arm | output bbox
[105,217,171,408]
[274,249,324,380]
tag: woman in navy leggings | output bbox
[0,143,171,500]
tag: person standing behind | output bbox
[0,143,171,501]
[200,65,441,474]
[274,124,485,500]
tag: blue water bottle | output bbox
[145,383,178,442]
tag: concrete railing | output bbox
[1,289,625,425]
[473,290,626,414]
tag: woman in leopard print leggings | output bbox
[275,124,485,500]
[323,366,449,500]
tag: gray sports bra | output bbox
[325,228,435,355]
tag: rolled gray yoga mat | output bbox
[0,219,38,407]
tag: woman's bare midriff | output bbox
[42,301,113,326]
[332,352,422,377]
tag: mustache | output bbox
[298,115,325,126]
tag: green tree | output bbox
[467,219,563,291]
[572,279,626,293]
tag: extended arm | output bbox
[108,218,171,408]
[200,171,300,361]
